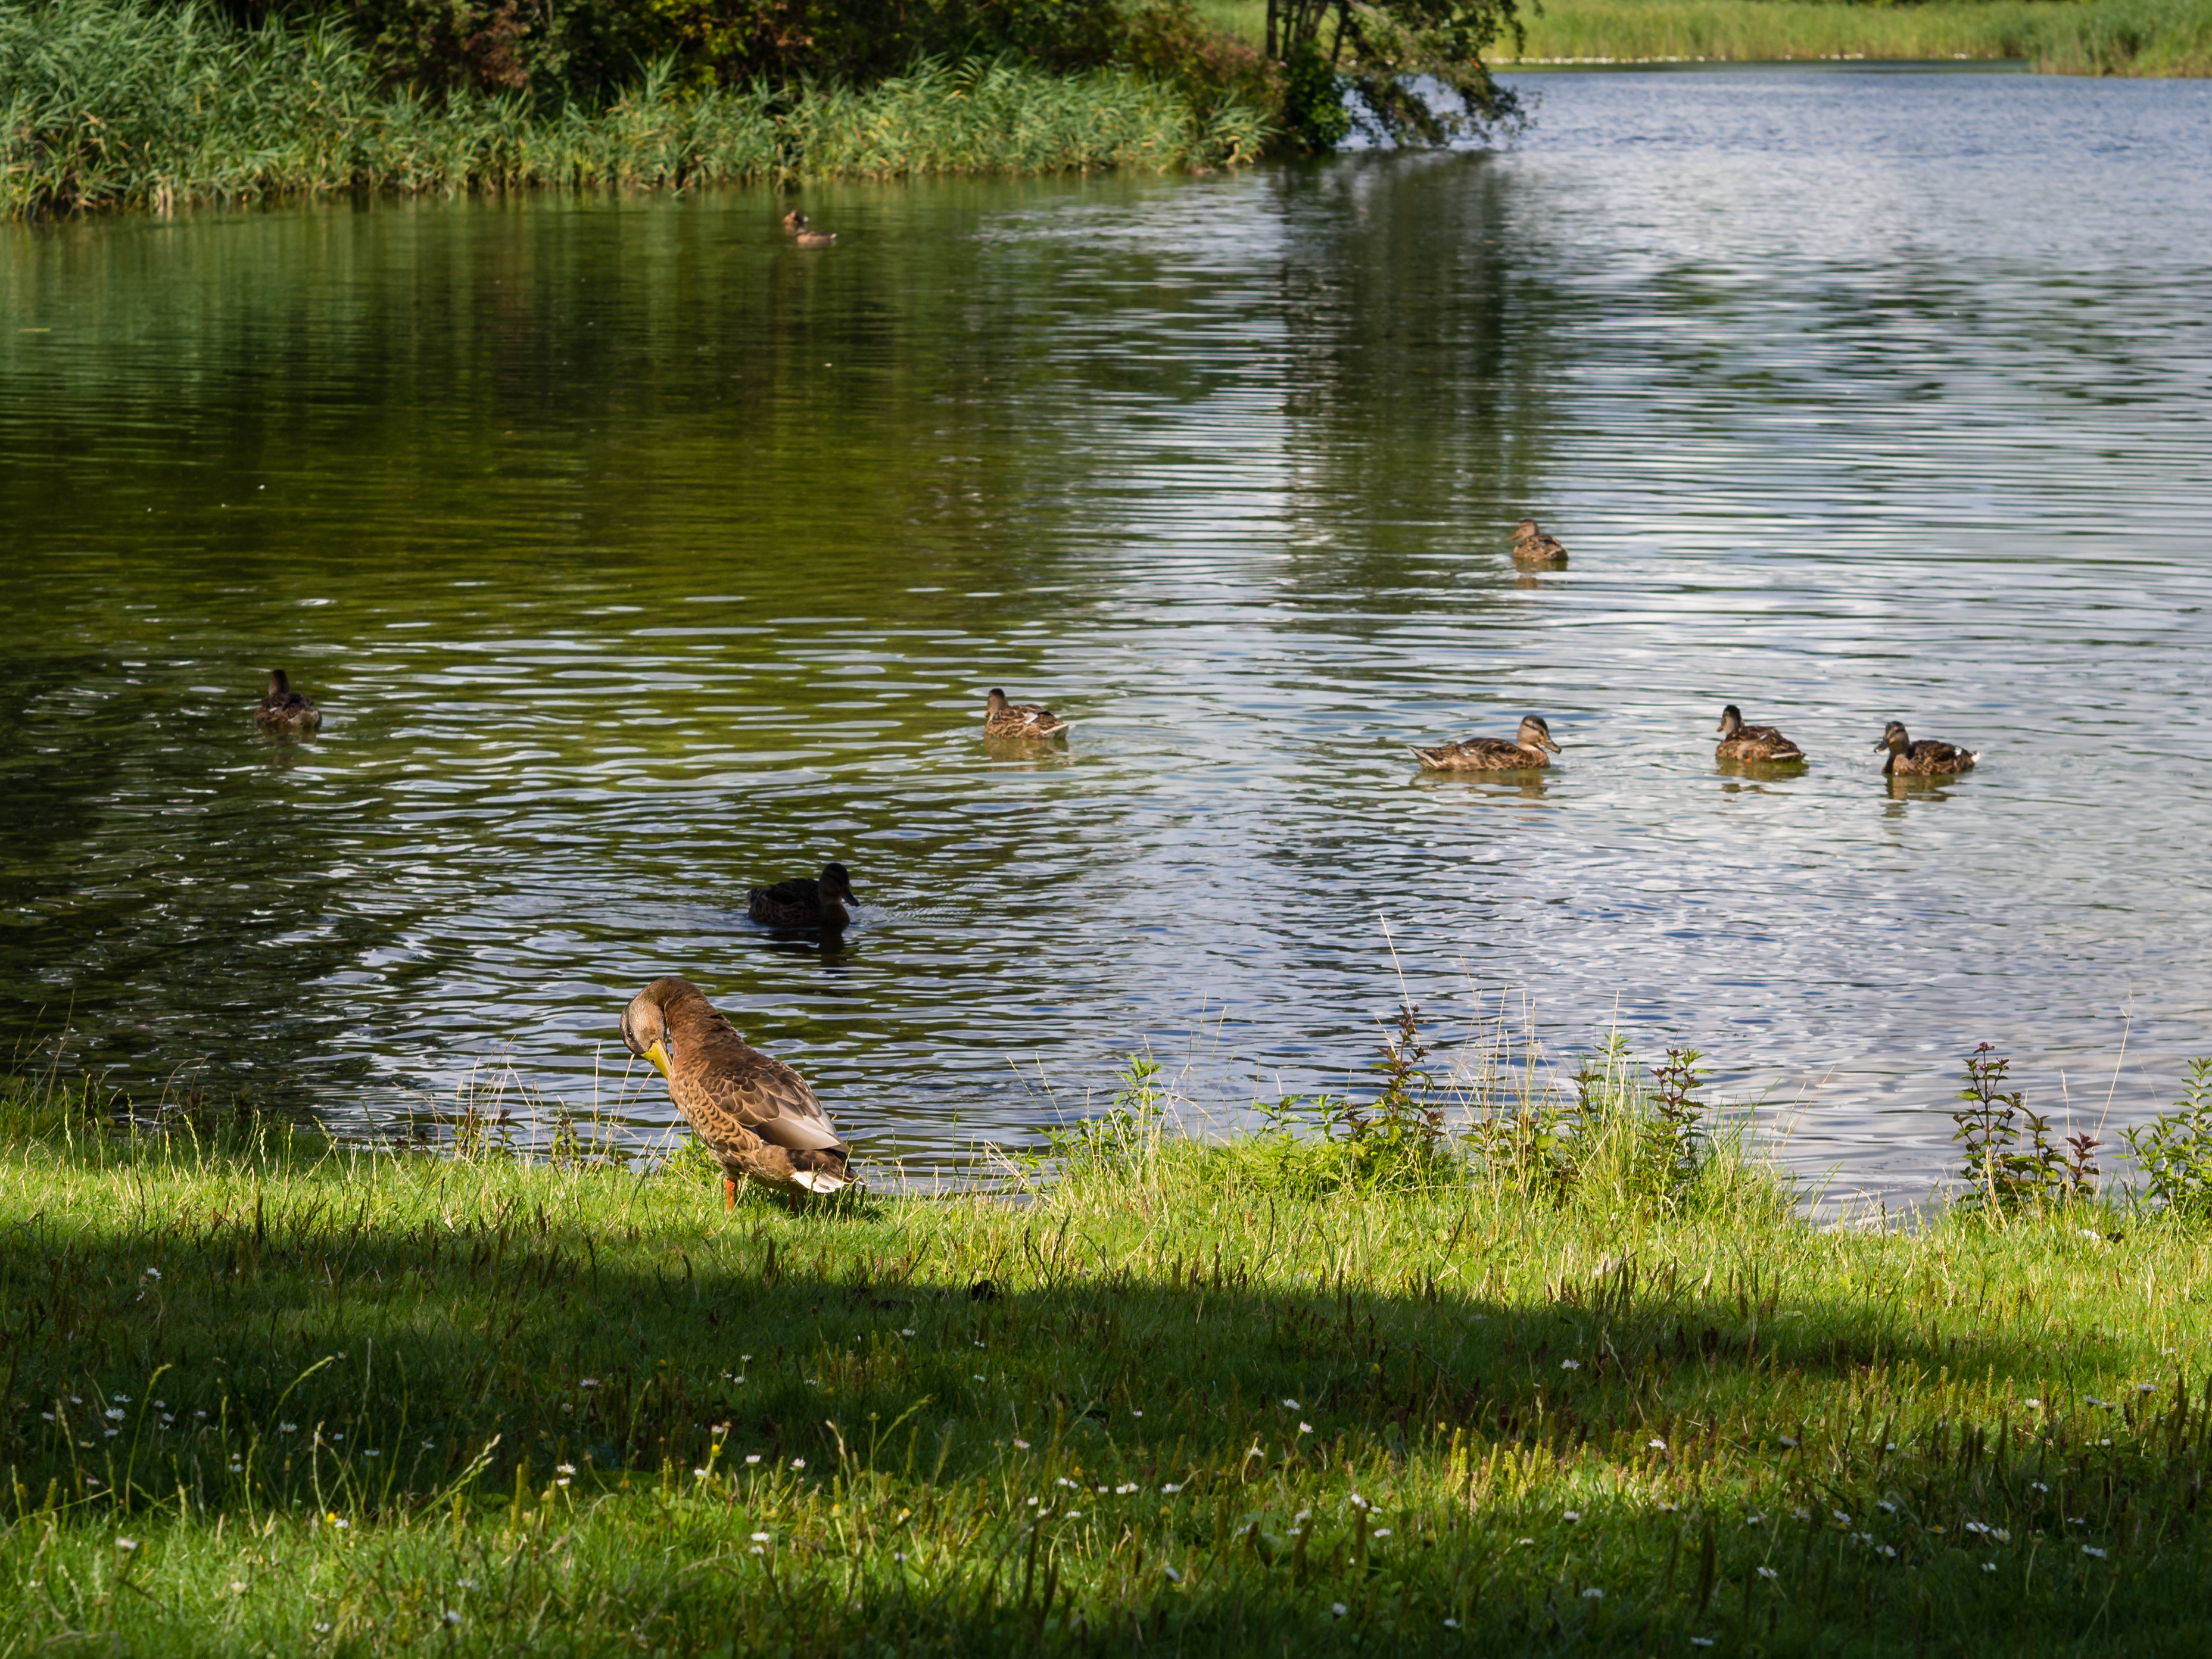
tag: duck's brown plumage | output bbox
[747,861,856,930]
[254,669,321,734]
[983,687,1069,740]
[621,977,852,1206]
[794,227,837,248]
[781,209,806,234]
[1511,519,1567,566]
[1412,713,1563,772]
[1715,704,1805,763]
[1875,721,1979,777]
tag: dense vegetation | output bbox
[5,1031,2212,1654]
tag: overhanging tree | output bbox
[1267,0,1526,149]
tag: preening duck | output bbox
[1411,713,1563,772]
[984,688,1070,740]
[253,669,321,735]
[747,861,857,931]
[621,977,852,1208]
[1715,704,1805,763]
[1512,519,1568,566]
[1875,720,1979,777]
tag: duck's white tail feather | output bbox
[792,1169,850,1194]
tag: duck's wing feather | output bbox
[676,1025,848,1155]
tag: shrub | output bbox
[2122,1058,2212,1223]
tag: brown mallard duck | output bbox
[621,977,852,1208]
[747,861,856,930]
[1411,713,1562,772]
[794,225,837,249]
[781,209,807,235]
[984,688,1070,740]
[1715,704,1805,763]
[253,669,321,735]
[1875,720,1979,777]
[1511,519,1568,566]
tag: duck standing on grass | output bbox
[621,977,852,1210]
[1512,519,1568,566]
[1875,720,1979,777]
[1715,704,1805,763]
[747,861,857,931]
[984,687,1070,740]
[1411,713,1562,771]
[253,669,321,734]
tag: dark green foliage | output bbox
[1268,0,1524,149]
[1278,37,1348,151]
[2123,1058,2212,1221]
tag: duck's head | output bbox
[1515,519,1541,538]
[781,210,806,233]
[1518,714,1562,753]
[818,861,857,905]
[1874,721,1910,753]
[266,669,292,698]
[621,977,711,1079]
[985,688,1009,715]
[1717,704,1744,737]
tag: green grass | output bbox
[5,1050,2212,1657]
[1196,0,2212,74]
[0,1,1269,219]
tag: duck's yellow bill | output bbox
[643,1039,672,1080]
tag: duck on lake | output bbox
[1875,721,1979,777]
[253,669,321,734]
[621,976,852,1209]
[1512,519,1568,565]
[780,209,806,235]
[984,688,1070,740]
[1412,713,1562,771]
[747,861,857,931]
[1715,704,1805,763]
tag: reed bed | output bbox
[0,1,1266,219]
[4,1031,2211,1656]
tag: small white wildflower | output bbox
[1581,1587,1603,1599]
[1744,1514,1765,1527]
[1778,1435,1799,1449]
[1163,1564,1182,1583]
[1647,1438,1666,1451]
[2082,1545,2107,1559]
[899,1329,915,1337]
[1791,1507,1811,1522]
[894,1552,908,1562]
[557,1463,575,1475]
[746,1454,761,1465]
[313,1624,332,1635]
[751,1532,771,1543]
[1066,1510,1082,1519]
[1131,1409,1144,1418]
[230,1581,247,1593]
[1983,1562,1998,1573]
[1563,1510,1581,1523]
[1691,1639,1715,1649]
[791,1458,805,1470]
[1444,1618,1461,1629]
[1283,1399,1300,1410]
[280,1422,297,1433]
[113,1394,130,1403]
[973,1374,986,1383]
[362,1449,379,1458]
[1373,1528,1392,1539]
[1349,1492,1369,1510]
[1300,1422,1313,1435]
[1012,1438,1031,1450]
[116,1538,139,1552]
[1161,1483,1183,1494]
[104,1408,125,1421]
[1877,1545,1897,1558]
[749,1545,764,1555]
[1877,1500,1898,1514]
[1116,1483,1139,1495]
[2032,1482,2049,1493]
[1756,1566,1779,1581]
[459,1580,479,1591]
[1331,1602,1348,1619]
[580,1379,599,1389]
[1560,1359,1580,1371]
[2025,1398,2041,1409]
[2080,1228,2101,1241]
[443,1611,462,1627]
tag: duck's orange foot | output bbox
[724,1176,737,1212]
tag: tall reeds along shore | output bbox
[0,0,1269,220]
[4,1028,2211,1655]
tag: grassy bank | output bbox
[4,1054,2211,1656]
[1190,0,2212,76]
[0,0,1267,220]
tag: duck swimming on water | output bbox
[1715,704,1805,763]
[1411,713,1562,772]
[622,977,853,1209]
[1511,519,1568,566]
[747,861,857,931]
[254,669,321,735]
[1874,720,1979,777]
[984,688,1070,740]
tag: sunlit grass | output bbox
[1195,0,2212,74]
[3,1049,2210,1655]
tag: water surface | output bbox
[3,66,2208,1201]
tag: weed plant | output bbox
[4,1039,2212,1654]
[2123,1058,2212,1223]
[0,1,1268,219]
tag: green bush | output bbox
[2123,1058,2212,1222]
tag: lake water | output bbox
[3,66,2208,1204]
